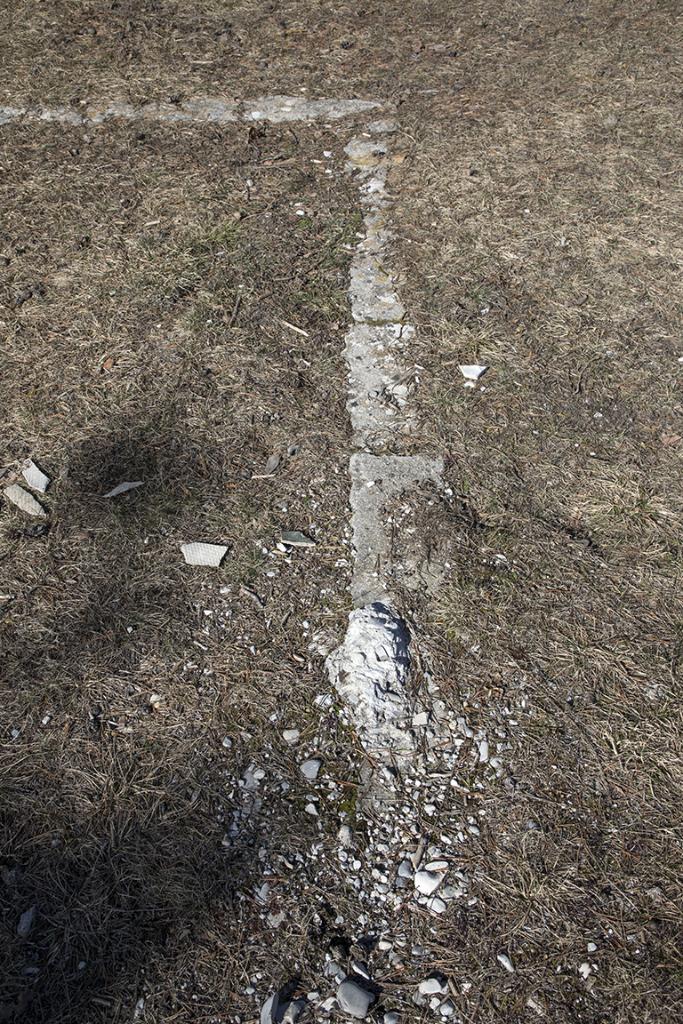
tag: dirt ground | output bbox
[2,3,683,1024]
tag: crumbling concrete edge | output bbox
[326,119,447,794]
[0,95,381,127]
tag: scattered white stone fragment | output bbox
[281,531,315,547]
[398,859,413,879]
[459,364,488,388]
[578,962,592,980]
[21,460,50,493]
[525,996,544,1016]
[438,999,456,1017]
[325,961,347,983]
[418,977,448,996]
[427,896,447,915]
[383,1013,400,1024]
[478,738,490,763]
[336,978,374,1019]
[4,484,46,517]
[497,953,515,974]
[300,758,322,781]
[587,941,597,953]
[282,998,306,1023]
[305,802,318,816]
[180,542,228,567]
[260,993,278,1024]
[282,729,300,745]
[17,906,36,938]
[102,480,144,498]
[338,824,353,847]
[263,453,281,475]
[414,869,445,896]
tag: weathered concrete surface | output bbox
[345,323,416,447]
[0,95,381,127]
[349,453,444,607]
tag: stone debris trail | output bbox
[327,119,447,798]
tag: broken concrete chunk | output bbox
[102,480,144,498]
[398,859,414,879]
[282,998,306,1023]
[299,758,322,781]
[497,953,515,973]
[336,978,374,1019]
[21,459,50,493]
[418,975,448,996]
[4,484,46,517]
[326,603,413,759]
[181,542,228,567]
[459,364,488,382]
[260,993,278,1024]
[265,453,281,474]
[281,531,315,548]
[338,824,353,848]
[414,869,445,896]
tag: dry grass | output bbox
[0,119,369,1022]
[1,2,682,1023]
[391,3,683,1021]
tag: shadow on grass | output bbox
[0,413,256,1023]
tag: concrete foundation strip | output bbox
[0,92,446,789]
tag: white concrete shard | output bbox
[414,869,446,896]
[281,531,315,548]
[418,977,448,996]
[336,978,374,1019]
[181,542,228,567]
[459,364,488,383]
[260,993,278,1024]
[299,758,322,781]
[497,953,515,974]
[21,459,50,493]
[326,602,414,758]
[102,480,144,498]
[4,484,46,517]
[344,137,388,165]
